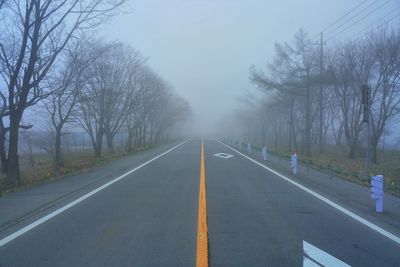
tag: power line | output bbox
[352,7,400,40]
[326,0,392,42]
[325,0,383,38]
[320,0,370,34]
[355,13,400,41]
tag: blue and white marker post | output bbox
[262,146,267,161]
[371,175,384,213]
[247,143,252,154]
[239,141,242,150]
[290,151,298,175]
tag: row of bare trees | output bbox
[0,0,190,190]
[237,27,400,163]
[42,38,190,169]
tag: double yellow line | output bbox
[196,140,208,267]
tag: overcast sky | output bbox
[100,0,399,131]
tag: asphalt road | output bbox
[0,138,399,266]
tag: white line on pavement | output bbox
[217,140,400,246]
[303,240,351,267]
[0,139,190,248]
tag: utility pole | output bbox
[362,84,371,181]
[318,32,324,154]
[307,35,326,155]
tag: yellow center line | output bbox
[196,139,208,267]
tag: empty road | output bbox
[0,138,399,266]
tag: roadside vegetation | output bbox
[0,0,191,192]
[0,143,161,196]
[227,25,400,196]
[231,141,400,196]
[268,145,400,196]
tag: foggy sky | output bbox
[101,0,399,132]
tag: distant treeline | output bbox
[234,27,400,163]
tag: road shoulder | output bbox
[0,141,183,237]
[222,140,400,239]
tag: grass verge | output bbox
[0,144,157,196]
[233,141,400,196]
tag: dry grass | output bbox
[269,144,400,196]
[0,145,151,196]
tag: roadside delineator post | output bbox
[247,143,252,154]
[239,141,242,150]
[371,175,384,213]
[291,151,297,175]
[262,146,267,161]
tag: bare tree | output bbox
[0,0,125,188]
[0,0,6,9]
[368,29,400,163]
[123,65,191,150]
[42,38,93,169]
[77,43,108,158]
[250,29,318,156]
[102,45,144,153]
[329,40,375,159]
[149,91,191,144]
[77,42,144,156]
[126,66,163,147]
[247,26,400,164]
[125,66,149,152]
[0,94,7,173]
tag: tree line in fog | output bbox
[235,27,400,163]
[42,38,190,166]
[0,0,190,189]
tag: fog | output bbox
[100,0,399,134]
[1,0,399,183]
[2,0,400,263]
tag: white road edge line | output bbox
[217,140,400,246]
[0,139,191,248]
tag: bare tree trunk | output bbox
[126,131,133,152]
[95,129,104,157]
[0,118,7,173]
[348,140,357,159]
[94,145,102,157]
[53,128,64,169]
[337,122,343,145]
[6,114,21,189]
[105,133,114,153]
[88,128,104,158]
[371,137,379,164]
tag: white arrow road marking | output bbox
[213,153,234,159]
[303,240,351,267]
